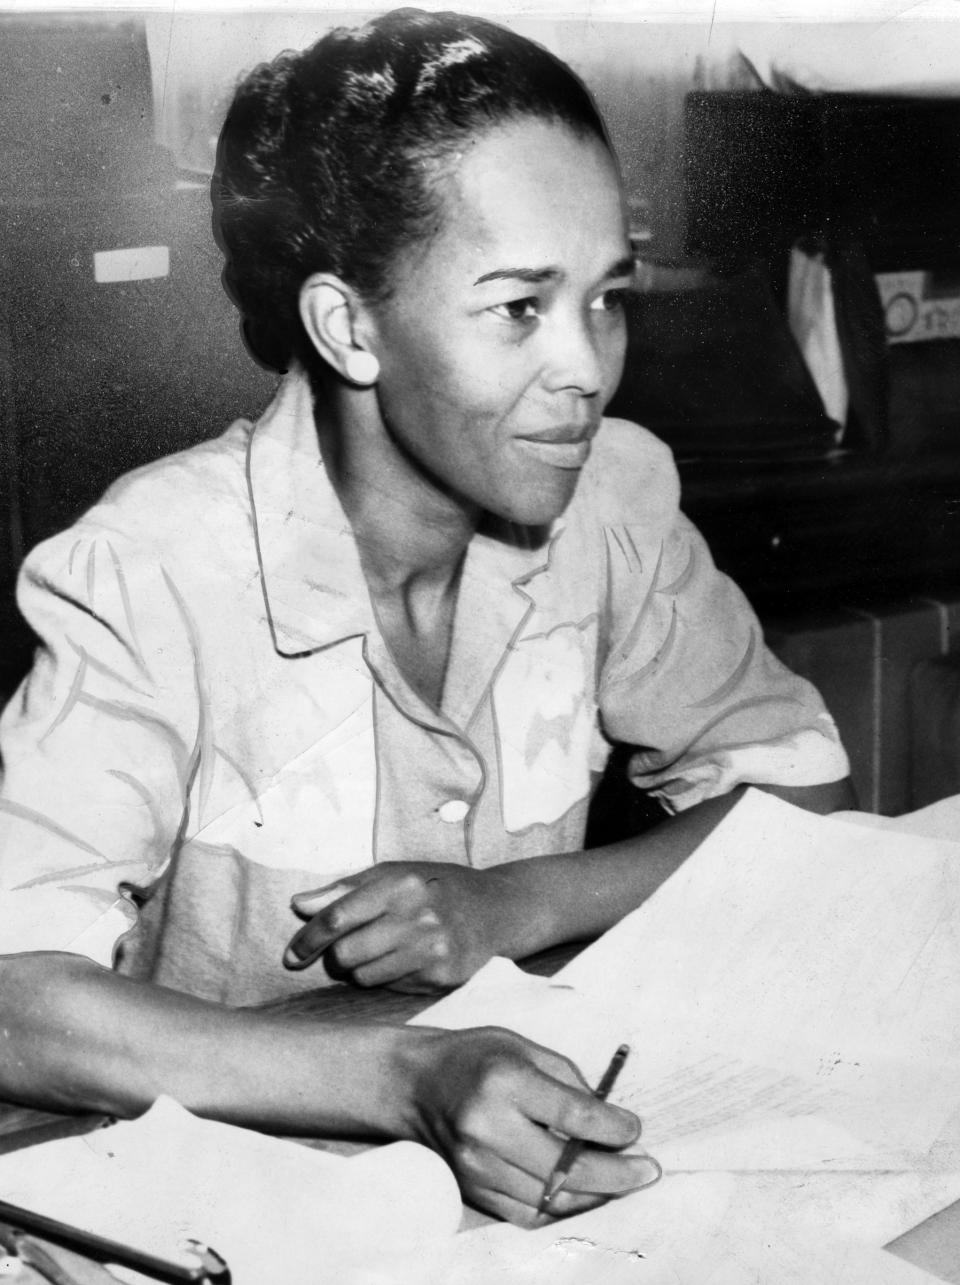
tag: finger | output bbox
[347,934,453,989]
[284,878,402,968]
[286,876,372,966]
[530,1046,643,1144]
[557,1147,662,1201]
[465,1186,545,1228]
[460,1160,608,1228]
[458,1089,647,1193]
[298,869,431,941]
[520,1068,642,1151]
[289,873,372,925]
[327,916,416,972]
[289,881,356,921]
[520,1043,646,1136]
[456,1142,658,1225]
[334,868,433,921]
[283,908,358,969]
[496,1120,657,1198]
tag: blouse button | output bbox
[437,799,470,824]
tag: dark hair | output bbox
[212,8,610,372]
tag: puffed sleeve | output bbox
[595,434,849,814]
[0,523,200,962]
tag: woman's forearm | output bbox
[491,778,859,958]
[0,951,659,1225]
[281,779,859,992]
[0,951,424,1137]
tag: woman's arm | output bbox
[0,951,658,1225]
[285,778,857,989]
[474,778,858,959]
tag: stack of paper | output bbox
[7,790,960,1283]
[413,789,960,1282]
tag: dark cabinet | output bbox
[0,15,276,696]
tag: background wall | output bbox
[140,8,960,254]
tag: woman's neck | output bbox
[316,391,478,597]
[315,392,475,709]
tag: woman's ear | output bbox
[299,274,380,385]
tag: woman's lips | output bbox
[513,435,593,469]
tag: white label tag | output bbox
[93,245,170,284]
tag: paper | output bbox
[556,790,960,1164]
[410,957,627,1083]
[836,793,960,845]
[406,1170,960,1284]
[787,243,848,435]
[0,1097,462,1285]
[411,790,960,1280]
[413,786,960,1279]
[416,793,960,1170]
[416,957,915,1172]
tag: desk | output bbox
[2,938,960,1283]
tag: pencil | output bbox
[0,1199,230,1283]
[537,1042,631,1218]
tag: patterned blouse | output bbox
[0,371,848,1004]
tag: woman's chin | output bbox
[491,474,583,528]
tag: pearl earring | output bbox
[344,351,380,385]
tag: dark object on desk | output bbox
[909,653,960,811]
[0,1222,85,1285]
[0,1199,230,1285]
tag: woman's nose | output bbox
[541,314,608,397]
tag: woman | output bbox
[0,9,854,1223]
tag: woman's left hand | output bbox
[284,863,533,991]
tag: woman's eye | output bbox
[590,288,628,313]
[491,298,540,323]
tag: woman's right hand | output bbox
[402,1026,661,1226]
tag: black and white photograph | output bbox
[1,0,960,1279]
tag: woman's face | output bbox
[365,117,633,528]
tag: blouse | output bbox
[0,371,848,1004]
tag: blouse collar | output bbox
[245,369,564,662]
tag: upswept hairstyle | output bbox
[212,8,610,372]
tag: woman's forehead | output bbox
[404,119,628,287]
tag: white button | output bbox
[437,799,470,824]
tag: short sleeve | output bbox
[597,507,849,814]
[0,524,200,962]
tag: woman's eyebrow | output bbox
[473,266,560,287]
[473,255,635,288]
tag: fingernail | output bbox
[611,1104,642,1139]
[283,938,310,969]
[627,1154,662,1189]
